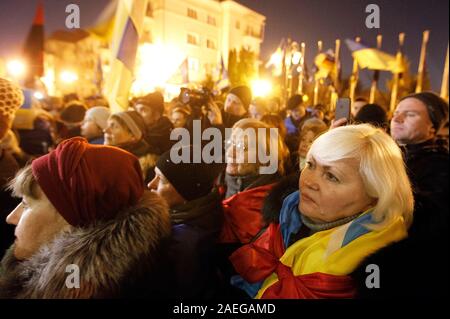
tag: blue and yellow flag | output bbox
[345,38,405,73]
[104,0,148,113]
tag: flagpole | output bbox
[415,30,430,93]
[441,44,449,100]
[349,37,361,104]
[313,40,323,105]
[369,35,382,103]
[334,39,341,92]
[390,33,405,114]
[281,37,288,105]
[298,42,306,95]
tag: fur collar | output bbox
[0,191,171,299]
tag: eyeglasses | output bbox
[225,139,248,151]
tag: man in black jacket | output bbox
[354,92,449,298]
[134,91,173,155]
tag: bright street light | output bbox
[60,70,78,84]
[251,79,272,97]
[6,59,26,78]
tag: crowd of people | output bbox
[0,75,448,298]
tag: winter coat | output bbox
[350,139,449,299]
[144,116,174,155]
[0,191,172,299]
[168,189,223,298]
[219,173,281,244]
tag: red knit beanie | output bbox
[31,137,144,227]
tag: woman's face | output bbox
[299,156,375,223]
[224,94,246,116]
[225,131,259,176]
[103,118,135,146]
[6,190,69,260]
[298,130,316,158]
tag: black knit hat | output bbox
[401,92,449,131]
[156,145,224,201]
[135,91,165,115]
[286,94,303,110]
[229,85,252,110]
[354,103,388,128]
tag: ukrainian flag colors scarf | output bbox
[230,191,408,299]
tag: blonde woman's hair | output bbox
[232,118,290,176]
[307,124,414,230]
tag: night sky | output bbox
[0,0,448,91]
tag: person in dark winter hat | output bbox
[354,92,449,298]
[401,91,449,132]
[148,145,224,298]
[354,103,388,130]
[284,94,307,135]
[207,85,253,128]
[53,101,87,142]
[0,137,171,298]
[134,91,174,155]
[104,111,158,183]
[227,85,252,112]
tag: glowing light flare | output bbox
[131,42,186,96]
[6,59,26,78]
[33,91,44,100]
[251,79,272,97]
[60,70,78,84]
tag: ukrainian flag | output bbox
[104,0,148,113]
[345,38,405,74]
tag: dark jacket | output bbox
[0,191,172,298]
[353,139,449,299]
[144,116,174,155]
[168,189,223,298]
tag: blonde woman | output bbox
[230,124,414,298]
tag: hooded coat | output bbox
[0,191,172,299]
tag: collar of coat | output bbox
[0,191,171,299]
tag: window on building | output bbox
[207,15,216,26]
[187,8,198,19]
[206,39,216,49]
[187,33,199,46]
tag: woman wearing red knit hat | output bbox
[0,137,172,298]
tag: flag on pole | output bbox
[167,57,189,85]
[313,49,335,80]
[22,1,44,89]
[87,0,118,42]
[265,38,286,77]
[104,0,148,113]
[216,55,230,90]
[345,39,405,73]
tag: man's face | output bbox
[390,98,435,145]
[6,190,69,260]
[291,105,306,121]
[147,167,185,208]
[224,94,246,117]
[351,101,366,117]
[135,103,157,126]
